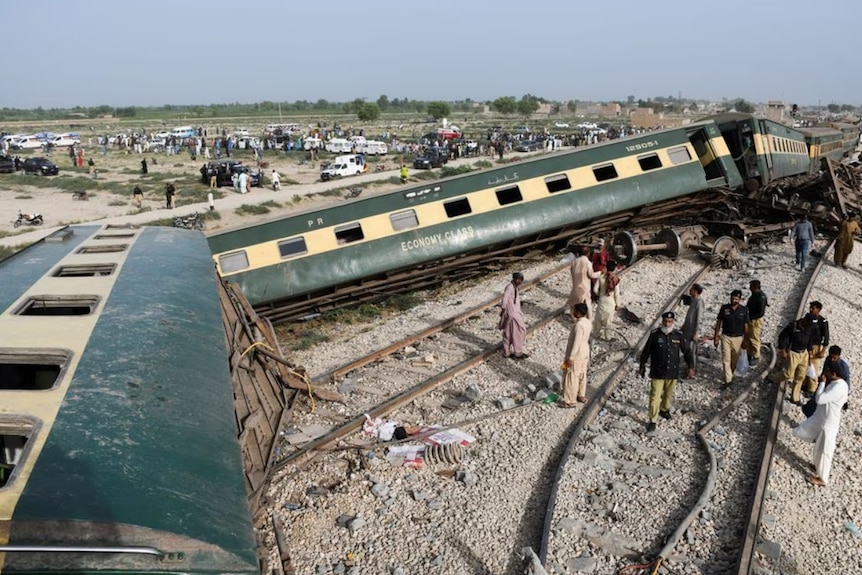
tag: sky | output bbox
[5,0,860,110]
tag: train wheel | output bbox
[612,231,638,267]
[656,228,681,259]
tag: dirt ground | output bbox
[0,146,411,237]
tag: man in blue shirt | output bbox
[790,213,815,271]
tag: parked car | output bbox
[22,157,59,176]
[413,149,448,169]
[201,160,262,188]
[515,140,541,152]
[554,121,570,128]
[0,155,14,174]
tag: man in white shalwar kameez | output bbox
[792,365,849,486]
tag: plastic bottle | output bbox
[543,392,559,405]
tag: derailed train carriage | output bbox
[0,226,257,574]
[208,120,743,321]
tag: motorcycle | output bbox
[173,212,206,231]
[14,211,44,228]
[374,164,387,173]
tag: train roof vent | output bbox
[76,244,128,254]
[15,295,100,316]
[105,224,140,230]
[52,264,117,277]
[0,416,37,488]
[0,349,70,391]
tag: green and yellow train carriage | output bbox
[0,226,257,574]
[209,121,741,319]
[705,113,810,192]
[798,126,846,172]
[828,121,860,156]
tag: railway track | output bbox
[259,240,829,574]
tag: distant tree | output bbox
[551,103,561,114]
[627,95,636,104]
[376,95,390,112]
[840,104,855,112]
[492,96,517,115]
[517,96,540,119]
[426,101,451,120]
[357,103,381,121]
[826,103,840,113]
[567,100,578,113]
[343,98,365,114]
[314,99,329,109]
[732,99,755,113]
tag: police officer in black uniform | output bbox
[639,311,694,432]
[713,289,750,387]
[804,301,830,395]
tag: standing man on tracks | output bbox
[567,244,602,319]
[560,302,592,407]
[778,315,814,405]
[791,364,849,486]
[639,311,694,431]
[713,289,750,387]
[804,301,829,396]
[746,280,769,365]
[834,212,860,268]
[593,260,620,341]
[791,213,815,271]
[680,284,705,376]
[498,272,529,360]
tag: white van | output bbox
[320,154,366,181]
[170,126,196,139]
[325,138,354,154]
[49,133,81,147]
[361,141,388,155]
[11,136,45,150]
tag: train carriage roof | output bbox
[0,226,257,572]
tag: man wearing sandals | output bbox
[792,365,849,486]
[639,311,694,432]
[560,303,591,407]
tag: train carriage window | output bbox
[76,244,127,254]
[335,223,365,244]
[0,419,35,488]
[219,250,249,274]
[544,174,571,193]
[16,295,99,316]
[592,164,618,182]
[444,198,472,218]
[390,209,419,231]
[0,349,69,391]
[495,186,522,206]
[278,237,308,259]
[667,146,692,165]
[53,264,116,277]
[637,153,662,171]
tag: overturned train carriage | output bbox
[208,121,743,321]
[0,226,257,574]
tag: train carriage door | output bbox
[687,126,731,186]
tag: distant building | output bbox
[628,107,690,129]
[766,101,785,123]
[574,102,621,118]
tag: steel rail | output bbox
[309,263,569,385]
[538,262,712,564]
[734,238,836,574]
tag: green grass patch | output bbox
[235,204,271,216]
[440,165,472,178]
[317,188,343,198]
[259,200,281,208]
[108,200,126,206]
[282,178,299,185]
[0,243,31,262]
[289,329,330,351]
[473,160,493,169]
[127,206,153,215]
[413,170,438,180]
[292,194,303,203]
[14,194,33,199]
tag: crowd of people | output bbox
[497,232,856,488]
